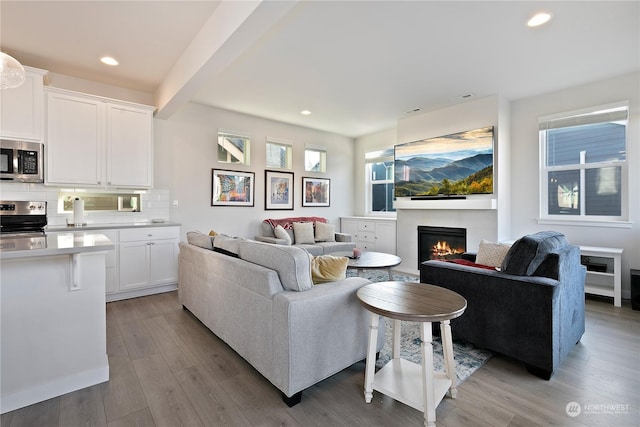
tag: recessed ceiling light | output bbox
[527,12,552,27]
[100,56,119,66]
[300,110,311,115]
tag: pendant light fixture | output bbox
[0,52,26,89]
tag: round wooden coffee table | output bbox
[356,281,467,427]
[333,251,401,280]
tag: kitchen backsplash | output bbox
[0,182,170,227]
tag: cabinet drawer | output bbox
[359,231,376,242]
[119,227,179,242]
[358,221,376,232]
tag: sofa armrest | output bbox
[254,235,288,245]
[272,277,384,396]
[461,252,477,262]
[335,232,352,242]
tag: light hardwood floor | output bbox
[2,292,638,426]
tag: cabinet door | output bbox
[341,218,359,240]
[149,239,178,285]
[46,91,104,186]
[106,104,153,188]
[118,241,149,291]
[375,221,397,254]
[101,230,118,294]
[0,68,45,141]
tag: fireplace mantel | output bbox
[394,198,497,210]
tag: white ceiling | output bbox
[2,1,639,138]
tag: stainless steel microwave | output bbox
[0,139,44,183]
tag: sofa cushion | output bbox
[293,222,315,244]
[476,240,511,268]
[274,225,292,245]
[213,234,244,258]
[238,240,314,292]
[314,221,336,242]
[186,231,214,250]
[311,255,349,284]
[501,231,568,276]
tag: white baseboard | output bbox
[106,283,178,302]
[1,357,109,414]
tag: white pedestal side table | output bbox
[357,281,467,427]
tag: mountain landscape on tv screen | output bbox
[394,126,494,196]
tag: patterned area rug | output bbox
[347,268,492,384]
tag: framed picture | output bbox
[265,170,294,210]
[211,169,254,206]
[302,177,330,207]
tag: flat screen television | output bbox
[394,126,494,198]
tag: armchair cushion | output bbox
[502,231,568,276]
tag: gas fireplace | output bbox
[418,226,467,267]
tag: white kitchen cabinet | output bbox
[341,217,397,254]
[46,89,104,186]
[0,66,47,142]
[45,87,154,188]
[118,227,179,293]
[107,103,153,188]
[101,230,118,294]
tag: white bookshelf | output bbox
[580,246,623,307]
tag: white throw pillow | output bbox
[292,222,315,244]
[274,224,292,245]
[476,240,512,268]
[314,221,335,242]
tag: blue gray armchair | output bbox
[420,231,586,379]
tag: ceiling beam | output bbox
[154,0,298,119]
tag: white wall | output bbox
[154,103,355,240]
[392,96,504,275]
[510,72,640,298]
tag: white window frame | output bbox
[217,129,250,165]
[538,102,630,227]
[304,144,327,173]
[365,148,396,216]
[266,137,293,170]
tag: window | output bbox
[539,103,628,222]
[218,130,250,165]
[366,148,395,213]
[266,138,292,169]
[305,145,326,172]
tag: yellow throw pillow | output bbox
[311,255,349,284]
[209,230,219,236]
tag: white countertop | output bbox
[0,232,115,260]
[46,221,181,232]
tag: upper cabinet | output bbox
[0,67,48,142]
[45,87,155,188]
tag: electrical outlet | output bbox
[172,200,179,208]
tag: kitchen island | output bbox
[0,232,114,413]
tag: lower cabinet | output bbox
[341,217,397,254]
[117,227,179,295]
[46,226,179,301]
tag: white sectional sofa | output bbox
[178,233,384,405]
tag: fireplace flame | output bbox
[431,240,463,257]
